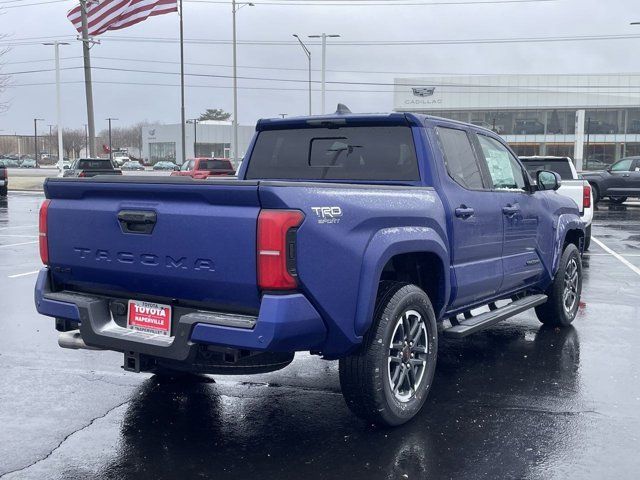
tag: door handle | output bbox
[455,206,475,219]
[117,210,157,234]
[502,205,520,217]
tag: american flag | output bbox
[67,0,178,37]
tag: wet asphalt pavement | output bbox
[1,192,639,480]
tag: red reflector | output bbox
[257,209,304,291]
[39,200,50,265]
[583,184,591,209]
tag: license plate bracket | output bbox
[127,300,172,336]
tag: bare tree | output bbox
[60,128,86,159]
[98,121,160,157]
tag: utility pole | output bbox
[231,0,254,166]
[48,124,54,160]
[293,34,312,115]
[308,33,340,114]
[187,119,198,157]
[83,123,88,157]
[34,118,44,166]
[43,41,69,172]
[79,0,96,157]
[106,118,117,161]
[179,0,186,165]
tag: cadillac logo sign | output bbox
[412,87,436,97]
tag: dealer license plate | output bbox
[127,300,172,336]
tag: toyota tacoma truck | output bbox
[34,111,585,426]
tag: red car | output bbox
[171,158,235,179]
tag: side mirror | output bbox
[536,170,562,191]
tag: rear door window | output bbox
[436,127,485,190]
[246,126,419,181]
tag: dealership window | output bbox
[584,143,616,170]
[585,110,622,135]
[509,144,540,157]
[149,142,176,163]
[545,144,574,158]
[624,143,640,157]
[196,143,231,158]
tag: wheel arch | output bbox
[354,227,450,337]
[552,215,585,275]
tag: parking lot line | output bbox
[8,270,40,279]
[591,236,640,277]
[0,240,38,248]
[0,234,39,238]
[0,224,37,231]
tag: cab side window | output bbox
[476,134,526,190]
[611,159,632,172]
[436,127,485,190]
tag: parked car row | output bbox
[0,157,38,168]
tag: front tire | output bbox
[339,283,437,426]
[0,186,7,197]
[535,243,582,327]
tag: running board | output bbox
[443,294,548,339]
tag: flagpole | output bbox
[79,0,96,157]
[179,0,186,166]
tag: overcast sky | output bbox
[1,0,639,134]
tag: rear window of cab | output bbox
[246,126,420,181]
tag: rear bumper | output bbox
[34,268,327,361]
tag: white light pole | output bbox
[43,41,69,174]
[231,0,254,167]
[293,34,312,115]
[308,33,340,114]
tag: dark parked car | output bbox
[153,161,179,171]
[582,156,640,204]
[514,119,545,135]
[35,110,585,427]
[62,158,122,178]
[122,161,145,171]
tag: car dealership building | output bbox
[394,74,640,170]
[141,121,254,166]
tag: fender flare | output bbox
[552,214,585,274]
[353,226,450,337]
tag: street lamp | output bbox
[293,34,312,115]
[231,0,254,166]
[43,41,69,172]
[187,118,198,157]
[308,33,340,114]
[33,118,44,166]
[106,117,118,161]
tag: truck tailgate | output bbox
[44,178,261,311]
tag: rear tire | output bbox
[583,225,591,251]
[590,184,599,204]
[339,282,437,427]
[0,186,7,197]
[609,196,627,204]
[535,243,582,327]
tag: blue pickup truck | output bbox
[35,110,585,426]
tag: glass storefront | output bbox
[149,142,176,163]
[195,143,231,158]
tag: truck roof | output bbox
[255,111,497,134]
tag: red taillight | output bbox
[583,184,591,209]
[78,171,86,178]
[257,209,304,291]
[39,199,51,265]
